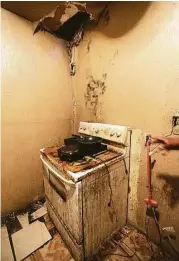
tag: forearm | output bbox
[151,136,179,150]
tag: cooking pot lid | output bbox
[78,135,102,144]
[61,145,79,155]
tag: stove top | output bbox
[40,146,122,174]
[40,122,129,181]
[57,134,108,162]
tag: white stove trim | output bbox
[66,153,126,182]
[78,122,129,145]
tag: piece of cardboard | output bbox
[12,220,52,261]
[30,206,47,222]
[17,213,29,228]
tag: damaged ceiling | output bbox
[1,1,109,75]
[33,2,93,42]
[1,1,108,23]
[1,1,109,42]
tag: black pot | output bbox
[77,135,103,156]
[77,135,102,144]
[58,135,107,162]
[57,145,81,162]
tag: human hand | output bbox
[151,136,179,150]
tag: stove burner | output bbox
[61,145,79,155]
[58,135,107,162]
[58,145,81,162]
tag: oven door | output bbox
[40,155,83,245]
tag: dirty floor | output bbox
[2,199,174,261]
[23,214,169,261]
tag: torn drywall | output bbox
[33,2,92,42]
[33,2,93,76]
[33,2,110,76]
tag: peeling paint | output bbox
[87,39,91,53]
[102,73,107,80]
[84,74,107,118]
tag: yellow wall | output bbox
[1,8,73,214]
[75,1,179,134]
[2,2,179,250]
[75,1,179,247]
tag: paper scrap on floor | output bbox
[1,225,14,261]
[17,213,29,228]
[12,220,52,261]
[30,205,47,222]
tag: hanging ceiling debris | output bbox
[32,2,110,76]
[2,1,110,76]
[33,2,92,42]
[33,2,92,76]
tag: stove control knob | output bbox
[116,132,121,138]
[95,129,99,134]
[83,127,86,130]
[110,131,115,137]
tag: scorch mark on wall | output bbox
[87,38,91,53]
[84,74,107,119]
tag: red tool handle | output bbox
[144,139,158,208]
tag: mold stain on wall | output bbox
[87,38,91,53]
[84,74,107,119]
[158,173,179,208]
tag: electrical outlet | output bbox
[145,134,151,146]
[172,110,179,127]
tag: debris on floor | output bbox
[22,222,173,261]
[43,213,56,236]
[29,205,47,223]
[12,220,51,261]
[1,198,51,261]
[17,213,29,228]
[27,198,46,215]
[94,225,167,261]
[2,198,175,261]
[1,225,14,261]
[24,233,74,261]
[5,212,23,235]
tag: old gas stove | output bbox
[40,122,131,261]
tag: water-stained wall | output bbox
[2,2,179,251]
[1,8,73,214]
[74,1,179,249]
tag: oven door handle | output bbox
[40,155,75,187]
[48,177,66,201]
